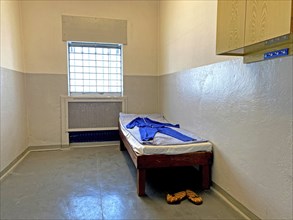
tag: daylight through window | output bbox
[68,42,123,96]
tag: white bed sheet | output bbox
[119,113,213,156]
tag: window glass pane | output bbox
[112,75,118,80]
[75,80,83,86]
[83,53,89,60]
[90,74,96,80]
[90,81,96,86]
[97,61,103,67]
[83,61,89,66]
[110,49,115,54]
[75,60,82,66]
[83,67,90,73]
[89,54,96,60]
[103,48,109,54]
[84,74,90,79]
[110,81,119,86]
[97,48,103,54]
[76,86,83,92]
[84,80,90,85]
[70,86,76,92]
[102,55,108,60]
[97,67,103,73]
[83,47,88,53]
[75,73,83,79]
[89,48,95,54]
[89,67,96,73]
[97,54,103,60]
[84,86,90,92]
[68,42,122,96]
[75,67,82,72]
[89,87,96,92]
[97,81,103,86]
[75,47,82,53]
[75,54,82,60]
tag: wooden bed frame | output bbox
[119,124,213,196]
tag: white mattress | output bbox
[119,113,213,156]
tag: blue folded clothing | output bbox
[126,117,195,142]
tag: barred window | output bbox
[67,42,123,96]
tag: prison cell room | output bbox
[1,1,292,220]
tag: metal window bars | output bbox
[68,42,123,96]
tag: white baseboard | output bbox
[211,182,260,220]
[0,148,30,181]
[0,142,119,180]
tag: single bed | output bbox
[119,113,213,196]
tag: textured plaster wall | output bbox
[158,1,292,219]
[159,57,292,219]
[0,1,27,172]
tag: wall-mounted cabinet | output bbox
[216,0,246,55]
[216,0,293,63]
[245,0,292,46]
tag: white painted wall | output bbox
[0,0,27,172]
[25,74,67,147]
[158,0,233,75]
[20,0,158,76]
[24,74,158,147]
[18,1,159,147]
[0,0,24,72]
[158,1,293,219]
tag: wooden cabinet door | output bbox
[245,0,292,46]
[216,0,246,54]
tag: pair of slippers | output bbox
[166,189,203,205]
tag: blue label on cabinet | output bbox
[264,48,289,59]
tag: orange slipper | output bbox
[166,191,187,204]
[186,189,203,205]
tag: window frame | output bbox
[67,41,123,97]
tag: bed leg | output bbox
[201,164,211,190]
[137,169,146,196]
[119,139,126,151]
